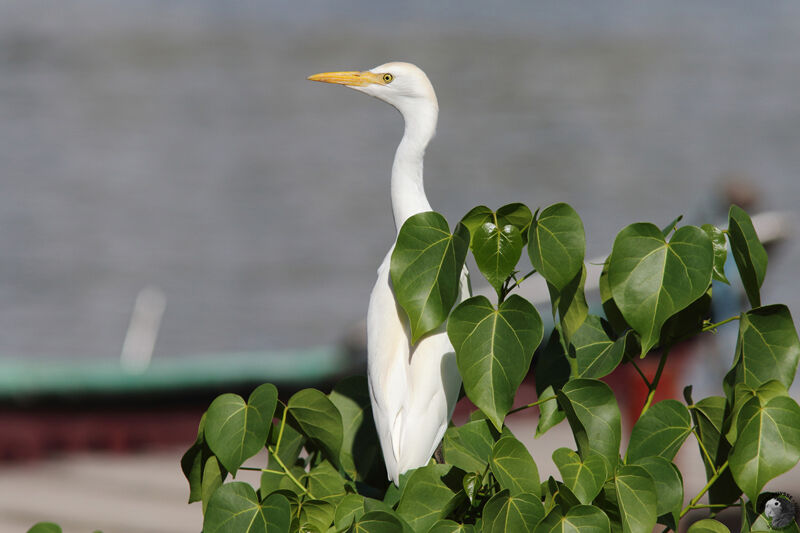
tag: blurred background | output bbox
[1,0,799,531]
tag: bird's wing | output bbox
[367,250,411,482]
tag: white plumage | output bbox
[309,62,468,483]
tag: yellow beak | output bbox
[307,70,385,87]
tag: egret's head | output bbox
[308,62,438,118]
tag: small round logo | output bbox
[764,493,796,530]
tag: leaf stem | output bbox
[507,394,557,415]
[267,445,314,498]
[692,428,717,476]
[701,315,740,333]
[679,460,729,519]
[274,402,288,455]
[640,349,669,416]
[627,356,651,388]
[686,503,740,510]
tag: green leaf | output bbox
[599,257,629,336]
[350,511,405,533]
[614,465,658,533]
[690,396,741,505]
[726,380,788,443]
[482,490,545,533]
[728,205,768,308]
[490,436,541,497]
[442,419,499,472]
[751,511,800,533]
[205,392,270,474]
[304,460,349,506]
[328,376,383,483]
[552,448,609,504]
[201,456,225,515]
[661,215,683,237]
[729,395,800,501]
[334,494,365,530]
[427,519,476,533]
[571,315,628,379]
[608,223,713,355]
[557,379,622,469]
[534,505,611,533]
[498,203,534,243]
[449,295,543,430]
[472,220,523,295]
[724,305,800,397]
[460,206,494,240]
[549,266,589,344]
[391,211,470,342]
[626,400,692,463]
[298,500,335,532]
[181,412,210,503]
[288,388,343,468]
[204,483,291,533]
[701,224,730,284]
[687,519,731,533]
[536,385,566,437]
[395,464,465,532]
[249,383,279,426]
[27,524,62,533]
[535,329,571,395]
[630,456,683,520]
[528,203,586,292]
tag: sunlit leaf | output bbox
[557,379,621,469]
[528,203,586,292]
[726,380,788,444]
[449,295,543,430]
[570,315,628,379]
[472,221,523,295]
[687,519,731,533]
[427,519,476,532]
[608,223,713,355]
[534,505,611,533]
[204,483,291,533]
[490,436,541,497]
[626,400,692,463]
[349,510,405,533]
[728,205,768,308]
[536,385,566,438]
[288,388,343,468]
[304,460,349,506]
[631,456,683,521]
[26,524,62,533]
[395,464,464,532]
[614,465,657,533]
[391,211,469,342]
[482,490,545,533]
[333,494,365,530]
[205,392,270,474]
[701,224,730,284]
[441,419,498,473]
[549,266,589,344]
[552,448,609,505]
[729,395,800,501]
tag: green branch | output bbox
[640,349,669,416]
[702,315,740,333]
[507,394,557,416]
[692,428,717,476]
[679,460,729,519]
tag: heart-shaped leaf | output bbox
[534,505,611,533]
[549,266,589,345]
[448,295,543,430]
[328,376,383,483]
[729,395,800,501]
[557,379,621,470]
[536,385,566,437]
[472,221,523,295]
[350,510,405,533]
[26,524,61,533]
[204,482,291,533]
[490,436,541,497]
[442,419,499,473]
[205,390,272,474]
[461,204,533,244]
[483,490,545,533]
[724,305,800,398]
[334,493,366,530]
[728,205,768,308]
[626,399,692,463]
[298,499,335,532]
[726,380,788,443]
[701,224,730,284]
[614,465,658,533]
[552,448,609,504]
[391,211,469,343]
[528,203,586,292]
[304,460,349,505]
[288,388,343,468]
[687,519,731,533]
[631,456,683,521]
[395,464,464,532]
[570,315,628,379]
[608,223,713,355]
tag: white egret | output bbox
[309,63,469,483]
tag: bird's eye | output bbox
[382,73,394,83]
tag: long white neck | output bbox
[391,100,438,232]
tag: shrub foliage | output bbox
[170,203,800,532]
